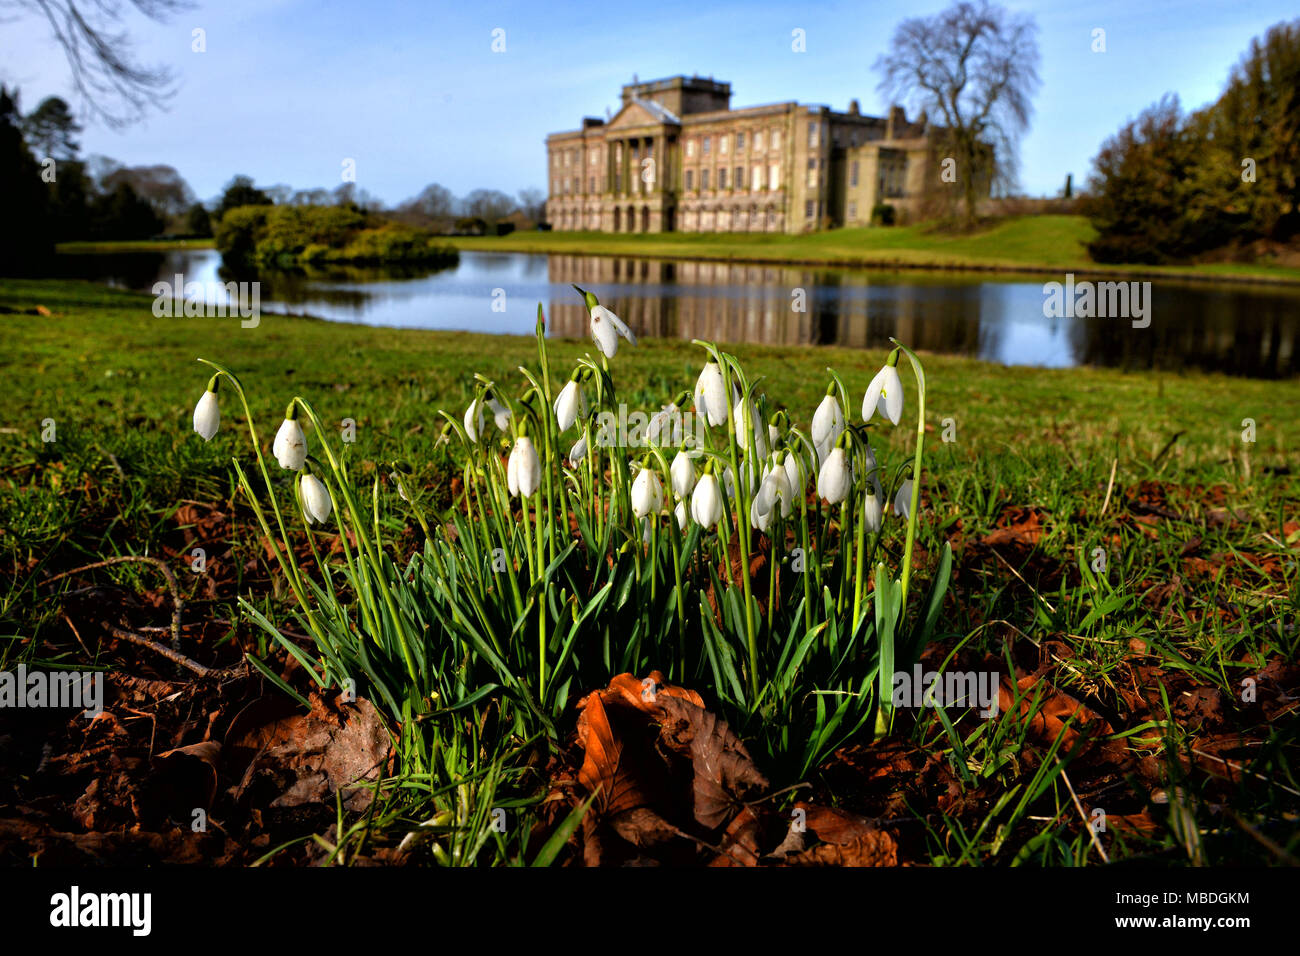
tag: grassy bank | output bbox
[57,238,217,254]
[449,215,1300,284]
[2,277,1297,865]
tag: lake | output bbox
[54,248,1300,377]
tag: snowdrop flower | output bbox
[568,434,588,467]
[670,450,696,498]
[694,361,729,427]
[507,436,541,497]
[300,473,332,525]
[192,384,220,442]
[750,462,793,532]
[893,478,914,520]
[811,391,844,462]
[485,394,511,431]
[273,411,307,471]
[732,398,768,457]
[631,466,665,519]
[646,401,684,447]
[674,499,688,530]
[862,488,883,533]
[817,446,851,504]
[862,362,904,426]
[690,472,724,529]
[574,286,636,358]
[464,397,486,442]
[782,451,803,497]
[554,378,586,432]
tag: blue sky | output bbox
[2,0,1293,206]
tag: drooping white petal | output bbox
[631,467,664,519]
[273,418,307,470]
[817,447,850,504]
[486,396,511,431]
[301,474,333,524]
[811,394,844,450]
[510,437,541,497]
[863,366,904,425]
[464,398,485,443]
[554,380,585,432]
[568,434,588,467]
[863,489,883,532]
[670,450,696,498]
[690,473,724,529]
[602,305,637,346]
[674,499,688,530]
[192,390,220,442]
[893,478,914,520]
[590,305,621,358]
[694,363,729,427]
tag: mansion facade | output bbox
[545,75,936,234]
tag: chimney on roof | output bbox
[849,99,860,115]
[886,104,906,138]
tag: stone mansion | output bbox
[545,75,936,234]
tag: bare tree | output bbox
[875,0,1039,225]
[4,0,189,127]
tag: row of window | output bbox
[684,127,782,159]
[552,157,906,197]
[684,163,782,192]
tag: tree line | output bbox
[0,86,544,273]
[1085,18,1300,264]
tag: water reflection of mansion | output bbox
[545,254,983,354]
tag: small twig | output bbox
[1060,763,1109,863]
[1099,457,1118,517]
[991,548,1057,614]
[42,555,184,651]
[104,625,210,677]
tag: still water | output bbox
[58,248,1300,377]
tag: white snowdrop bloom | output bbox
[568,434,588,467]
[589,304,637,358]
[694,362,729,427]
[485,395,511,431]
[862,488,883,533]
[670,450,696,498]
[646,403,683,447]
[464,397,486,442]
[192,389,220,441]
[690,472,724,529]
[894,478,914,520]
[674,499,688,530]
[631,467,665,519]
[301,474,332,525]
[816,447,851,504]
[554,379,586,432]
[862,364,904,426]
[811,393,844,462]
[273,416,307,470]
[508,436,541,497]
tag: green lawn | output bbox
[2,277,1297,865]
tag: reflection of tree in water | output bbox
[1070,285,1298,378]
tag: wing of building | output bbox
[545,75,939,234]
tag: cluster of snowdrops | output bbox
[188,286,949,780]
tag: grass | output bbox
[2,276,1298,865]
[56,238,217,254]
[448,215,1300,284]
